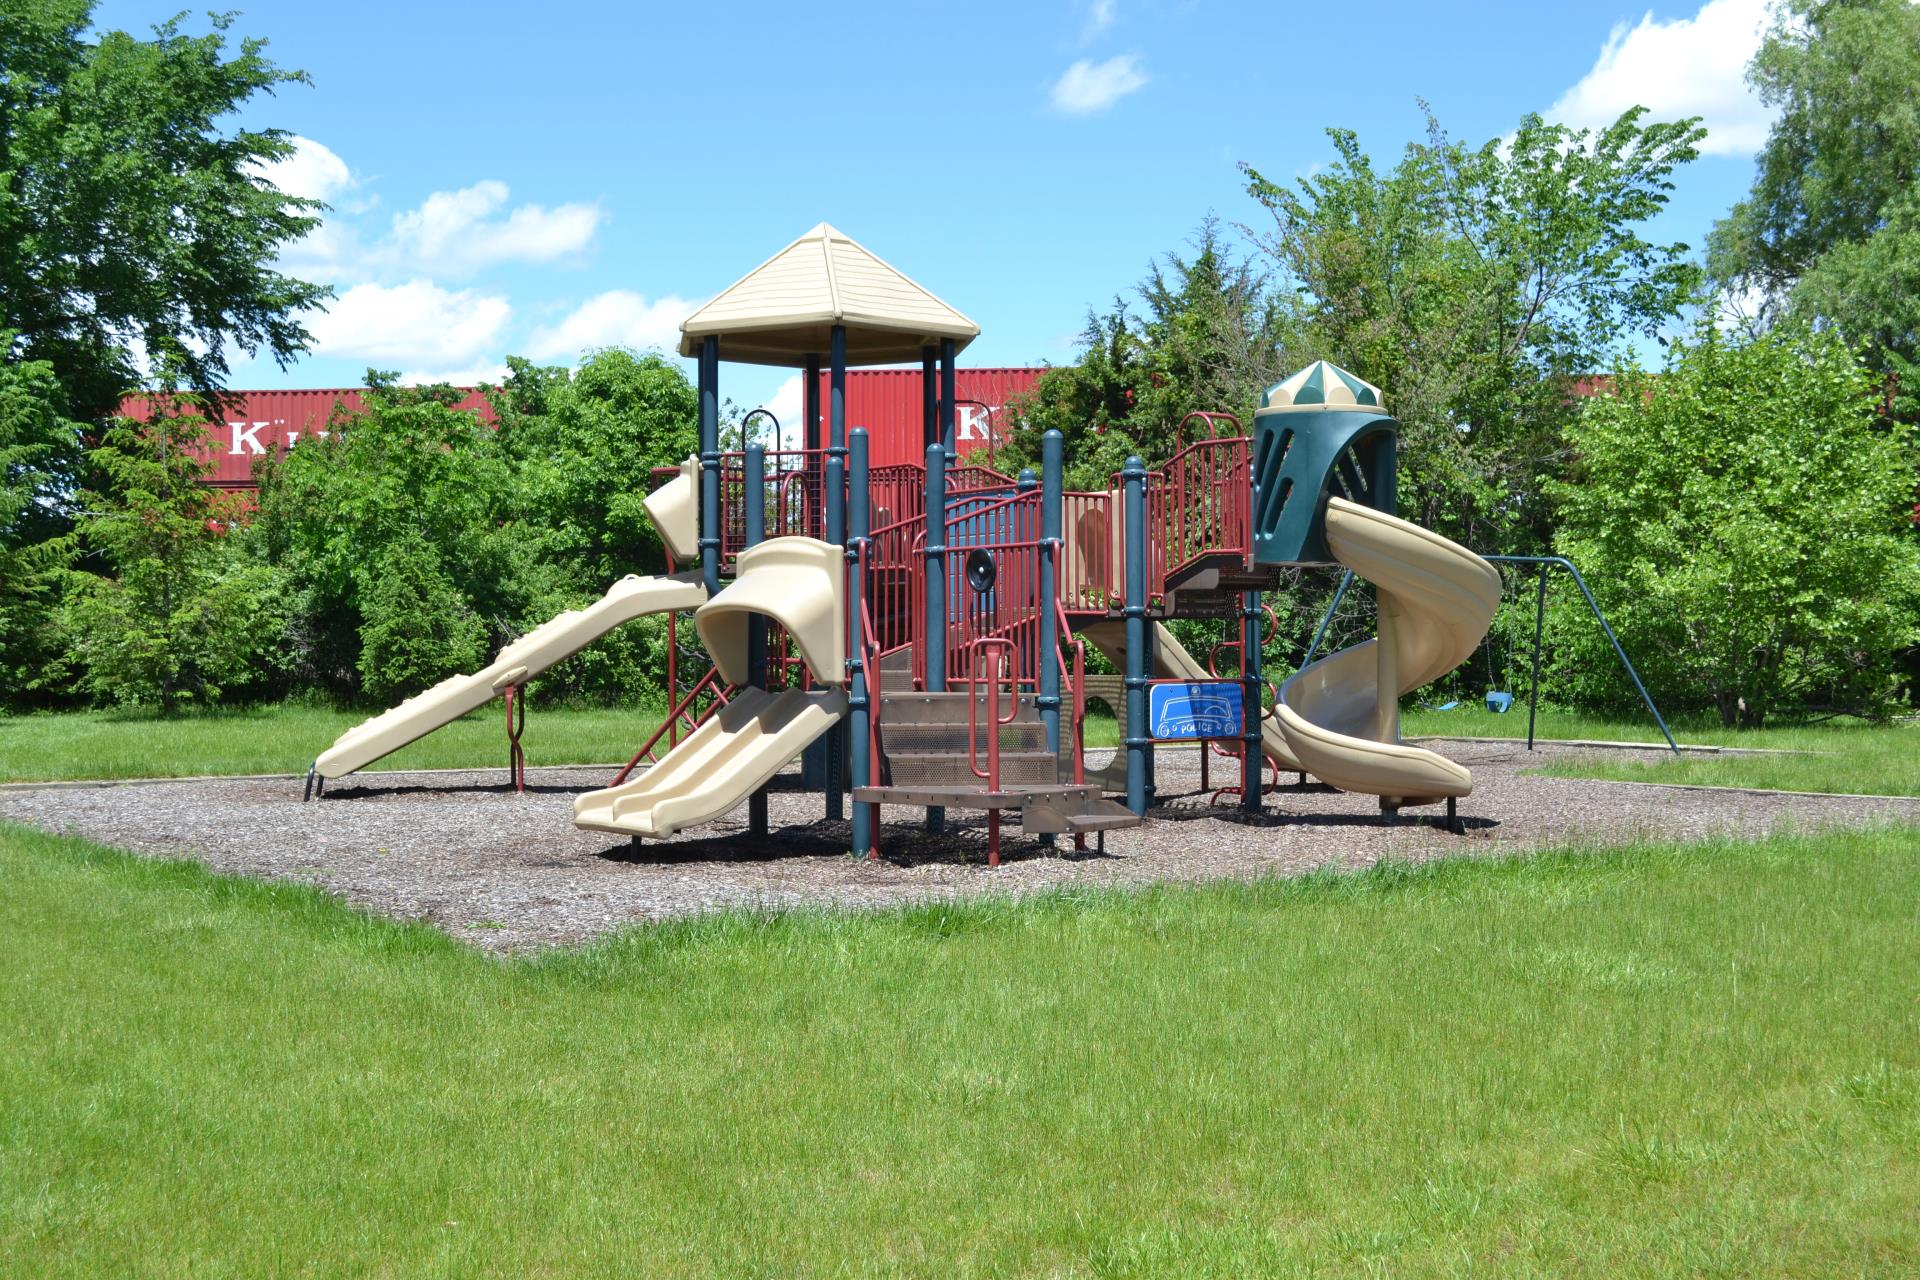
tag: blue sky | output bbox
[96,0,1779,417]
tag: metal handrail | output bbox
[1170,409,1244,456]
[1052,595,1087,788]
[966,637,1019,788]
[610,667,735,785]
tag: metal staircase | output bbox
[853,649,1139,863]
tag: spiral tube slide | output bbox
[1274,497,1501,805]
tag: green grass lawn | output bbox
[1403,705,1920,797]
[3,821,1916,1276]
[0,703,665,783]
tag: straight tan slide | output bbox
[314,572,708,780]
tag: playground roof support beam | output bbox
[849,429,872,857]
[829,324,847,551]
[922,345,937,452]
[804,354,822,454]
[940,338,957,464]
[698,335,721,596]
[744,443,769,838]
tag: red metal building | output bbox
[122,368,1048,490]
[806,368,1046,467]
[117,387,494,490]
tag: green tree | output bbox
[1550,323,1920,726]
[254,377,523,699]
[492,348,701,584]
[353,533,487,705]
[0,346,76,700]
[0,1,327,423]
[993,221,1297,488]
[58,398,291,710]
[1242,107,1706,550]
[1709,0,1920,418]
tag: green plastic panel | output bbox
[1251,407,1398,566]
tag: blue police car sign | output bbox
[1149,681,1244,741]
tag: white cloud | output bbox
[306,279,511,367]
[396,363,511,387]
[1546,0,1775,155]
[1082,0,1116,41]
[273,170,604,284]
[388,180,603,276]
[753,374,805,442]
[1049,54,1148,115]
[526,290,695,362]
[251,135,356,203]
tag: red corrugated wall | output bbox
[117,387,494,489]
[808,368,1047,467]
[122,368,1049,489]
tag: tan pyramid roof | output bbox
[678,223,979,368]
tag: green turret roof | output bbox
[1260,360,1383,412]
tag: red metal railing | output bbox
[716,448,830,563]
[938,490,1045,693]
[610,667,734,786]
[1159,435,1251,581]
[949,464,1016,492]
[1053,594,1089,851]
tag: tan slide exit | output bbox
[314,572,707,780]
[572,536,848,840]
[1274,497,1501,805]
[1079,619,1304,778]
[573,687,845,838]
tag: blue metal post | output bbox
[848,430,873,857]
[923,440,948,834]
[1122,456,1149,816]
[744,444,768,837]
[1241,586,1262,812]
[823,450,846,821]
[1039,434,1064,808]
[922,346,937,452]
[823,331,848,822]
[828,325,848,548]
[697,335,721,596]
[939,338,957,465]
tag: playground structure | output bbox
[311,223,1513,862]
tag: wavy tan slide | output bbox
[314,572,707,780]
[1274,497,1502,805]
[1079,619,1304,784]
[572,535,848,840]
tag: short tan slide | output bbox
[572,687,846,838]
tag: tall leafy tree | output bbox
[253,378,522,698]
[0,0,327,422]
[1709,0,1920,418]
[0,343,77,698]
[492,348,702,584]
[994,222,1297,487]
[1242,107,1705,549]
